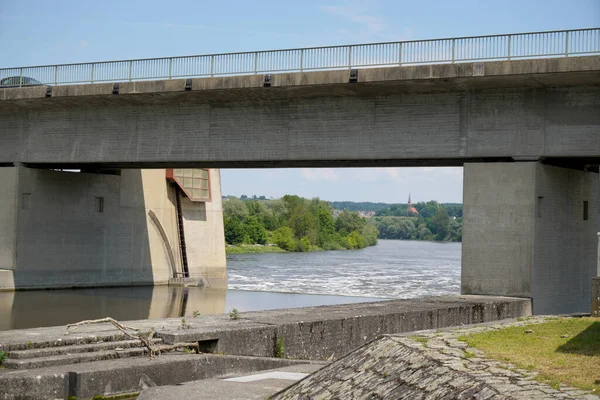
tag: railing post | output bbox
[507,35,511,60]
[300,49,304,72]
[348,45,352,70]
[54,66,58,86]
[210,55,215,77]
[19,67,22,87]
[91,63,95,84]
[168,58,173,79]
[253,52,258,75]
[451,39,455,63]
[565,31,570,57]
[128,61,133,81]
[398,42,403,66]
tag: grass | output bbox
[275,336,285,358]
[411,336,429,346]
[458,318,600,394]
[225,244,286,255]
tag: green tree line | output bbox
[223,195,379,252]
[370,201,462,242]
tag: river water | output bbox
[0,240,461,330]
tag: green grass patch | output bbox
[225,244,287,255]
[459,317,600,393]
[411,336,429,346]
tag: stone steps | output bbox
[8,338,162,360]
[4,347,149,370]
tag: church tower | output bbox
[407,193,418,216]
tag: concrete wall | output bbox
[532,164,598,313]
[462,162,599,314]
[182,169,227,288]
[0,167,226,291]
[0,167,17,270]
[462,163,536,297]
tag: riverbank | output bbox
[225,244,286,254]
[0,295,531,399]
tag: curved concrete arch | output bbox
[147,209,178,279]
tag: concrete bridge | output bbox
[1,29,599,314]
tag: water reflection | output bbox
[0,286,226,331]
[0,286,387,331]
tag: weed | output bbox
[411,336,429,347]
[229,308,240,320]
[275,336,285,358]
[193,310,200,318]
[26,341,33,349]
[179,318,191,330]
[0,351,7,366]
[463,350,476,358]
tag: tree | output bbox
[430,207,450,241]
[224,216,247,245]
[223,197,248,219]
[335,210,365,234]
[272,227,296,251]
[289,206,318,244]
[243,216,268,245]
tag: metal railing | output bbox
[1,28,599,87]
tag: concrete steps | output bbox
[3,338,163,370]
[8,338,162,359]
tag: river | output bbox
[0,240,461,330]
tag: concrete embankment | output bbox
[0,295,531,399]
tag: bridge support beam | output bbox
[462,162,599,314]
[0,166,226,291]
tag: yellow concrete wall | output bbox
[182,169,227,288]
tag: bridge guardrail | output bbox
[1,28,599,87]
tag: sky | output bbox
[1,0,598,203]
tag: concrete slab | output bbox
[137,364,324,400]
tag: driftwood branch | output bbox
[65,317,199,358]
[66,317,139,335]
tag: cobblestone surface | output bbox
[273,317,599,400]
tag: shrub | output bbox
[272,227,296,251]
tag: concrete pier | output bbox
[462,162,599,314]
[0,166,226,291]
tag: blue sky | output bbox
[1,0,598,203]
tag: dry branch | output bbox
[65,317,199,358]
[66,317,139,335]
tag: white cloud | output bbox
[321,4,385,35]
[301,168,339,182]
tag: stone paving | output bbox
[273,316,600,400]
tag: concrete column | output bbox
[462,162,598,314]
[181,169,227,288]
[0,166,225,290]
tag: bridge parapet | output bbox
[1,28,598,87]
